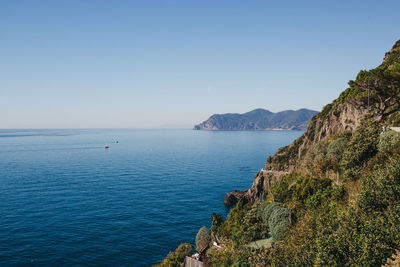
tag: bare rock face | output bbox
[223,190,247,206]
[224,170,287,205]
[295,101,370,168]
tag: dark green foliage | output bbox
[359,159,400,211]
[340,115,380,180]
[248,247,270,266]
[290,177,332,204]
[242,204,269,242]
[387,111,400,126]
[305,186,344,210]
[155,243,193,267]
[208,246,254,267]
[326,136,349,161]
[195,226,211,252]
[217,203,268,247]
[258,202,292,241]
[270,179,290,203]
[313,159,400,266]
[208,248,234,266]
[260,202,282,224]
[271,175,333,218]
[268,206,291,240]
[210,213,223,233]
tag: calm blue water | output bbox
[0,129,302,266]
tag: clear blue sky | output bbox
[1,0,399,128]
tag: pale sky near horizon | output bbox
[1,0,400,128]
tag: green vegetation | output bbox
[205,40,400,266]
[158,40,400,267]
[216,202,268,247]
[154,243,193,267]
[340,115,381,180]
[378,130,400,152]
[267,205,291,241]
[195,226,211,252]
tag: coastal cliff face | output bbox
[225,40,400,205]
[160,39,400,267]
[224,170,287,205]
[194,108,318,131]
[224,96,372,205]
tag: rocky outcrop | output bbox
[224,170,288,205]
[293,101,370,169]
[224,100,373,205]
[194,109,318,131]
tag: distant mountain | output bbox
[193,108,318,131]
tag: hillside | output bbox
[157,39,400,267]
[193,109,318,131]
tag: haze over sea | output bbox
[0,129,302,266]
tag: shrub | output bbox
[210,213,223,233]
[242,204,269,242]
[291,177,332,204]
[268,206,291,240]
[259,202,292,240]
[326,137,349,161]
[248,247,270,266]
[261,202,282,224]
[195,226,211,252]
[340,116,380,180]
[378,130,400,152]
[155,243,193,267]
[270,178,291,203]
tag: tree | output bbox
[195,226,211,252]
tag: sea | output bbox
[0,129,302,266]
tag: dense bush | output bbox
[378,130,400,152]
[258,202,292,241]
[359,158,400,211]
[268,206,291,240]
[195,226,211,252]
[270,178,290,203]
[248,247,270,266]
[260,202,282,224]
[210,213,223,233]
[155,243,193,267]
[217,203,268,247]
[305,186,345,210]
[326,136,349,161]
[208,245,254,267]
[290,177,332,204]
[340,116,380,180]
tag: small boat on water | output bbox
[105,144,109,149]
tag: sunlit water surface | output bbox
[0,129,302,266]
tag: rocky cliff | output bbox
[225,40,400,205]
